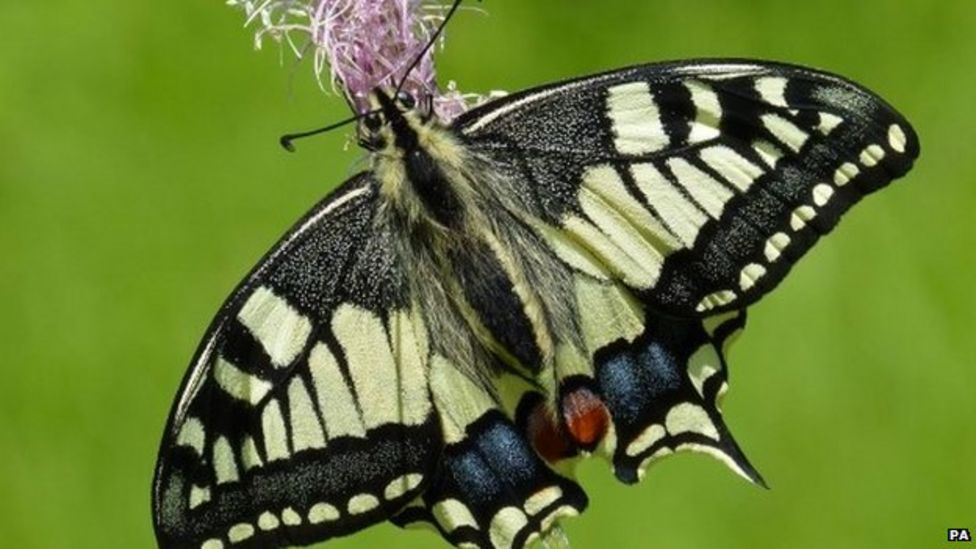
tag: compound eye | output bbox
[362,112,382,132]
[396,91,416,110]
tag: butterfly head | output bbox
[359,88,436,152]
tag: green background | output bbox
[2,1,973,547]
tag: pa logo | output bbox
[949,528,973,542]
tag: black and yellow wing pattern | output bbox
[153,60,918,549]
[457,60,918,315]
[154,174,439,547]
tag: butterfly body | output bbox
[154,60,918,549]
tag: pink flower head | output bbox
[229,0,477,121]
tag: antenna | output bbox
[392,0,466,100]
[278,111,378,152]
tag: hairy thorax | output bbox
[371,116,582,399]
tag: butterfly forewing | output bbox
[153,175,443,548]
[455,60,920,316]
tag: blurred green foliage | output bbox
[1,1,973,548]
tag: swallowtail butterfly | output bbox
[153,59,919,549]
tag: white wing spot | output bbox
[755,76,788,108]
[859,144,885,167]
[625,423,666,457]
[383,473,424,501]
[790,212,806,231]
[575,276,645,354]
[752,139,784,168]
[524,486,563,516]
[308,342,367,439]
[699,145,765,192]
[347,493,380,515]
[687,344,721,397]
[685,80,722,143]
[200,539,224,549]
[489,506,529,549]
[540,505,580,533]
[430,355,496,444]
[432,499,479,532]
[281,507,302,526]
[665,402,719,440]
[261,399,290,462]
[761,113,809,153]
[812,183,834,207]
[583,164,683,252]
[240,436,263,471]
[388,308,432,427]
[790,205,816,231]
[564,213,656,290]
[606,81,669,154]
[189,485,211,510]
[213,436,239,485]
[257,511,280,531]
[834,162,860,186]
[696,290,737,312]
[308,502,340,524]
[214,356,272,406]
[676,442,754,484]
[667,158,734,219]
[575,166,675,286]
[175,417,206,456]
[816,112,844,135]
[333,305,400,429]
[237,286,312,369]
[228,523,255,543]
[535,221,610,280]
[764,232,791,262]
[630,162,708,248]
[287,377,326,452]
[888,124,907,153]
[738,263,767,291]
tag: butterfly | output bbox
[152,59,919,549]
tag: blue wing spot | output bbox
[597,352,647,424]
[638,340,682,397]
[450,451,503,506]
[475,421,539,483]
[446,414,543,506]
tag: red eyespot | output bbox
[560,385,609,450]
[524,400,575,464]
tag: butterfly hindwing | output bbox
[594,310,760,485]
[456,59,920,317]
[153,175,442,548]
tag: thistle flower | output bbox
[227,0,481,121]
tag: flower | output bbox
[227,0,478,121]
